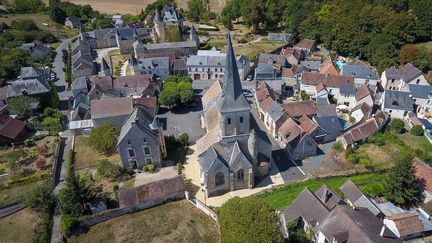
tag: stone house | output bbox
[152,5,183,43]
[401,84,432,118]
[117,106,166,170]
[341,64,378,91]
[7,67,51,103]
[91,97,134,130]
[313,116,345,143]
[255,54,288,81]
[355,84,375,108]
[135,56,171,81]
[72,76,89,98]
[196,34,272,198]
[294,39,317,55]
[280,47,304,66]
[268,33,292,42]
[64,16,80,28]
[380,90,413,119]
[381,63,429,91]
[0,114,27,145]
[20,41,51,61]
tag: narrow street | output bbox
[53,39,73,102]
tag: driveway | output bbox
[134,166,178,187]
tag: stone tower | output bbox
[79,22,86,42]
[129,52,139,75]
[100,57,111,77]
[218,33,250,137]
[153,10,164,43]
[189,25,200,48]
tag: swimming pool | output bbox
[336,60,345,70]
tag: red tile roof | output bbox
[282,101,317,118]
[387,213,424,237]
[320,58,340,76]
[413,158,432,193]
[0,115,26,140]
[355,84,373,101]
[302,72,354,88]
[294,39,317,50]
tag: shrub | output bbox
[143,163,156,172]
[347,154,360,164]
[24,138,34,147]
[88,121,118,155]
[410,125,424,136]
[332,141,343,152]
[35,157,46,169]
[368,134,385,146]
[24,182,55,213]
[238,37,248,44]
[178,133,189,146]
[349,116,356,123]
[97,159,131,181]
[390,119,405,133]
[60,215,81,237]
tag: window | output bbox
[215,172,225,186]
[389,110,392,113]
[143,146,151,155]
[240,117,244,123]
[227,118,231,125]
[417,79,420,84]
[391,79,395,83]
[237,169,244,181]
[127,139,131,145]
[143,137,147,143]
[127,148,135,158]
[145,158,152,164]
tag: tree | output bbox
[159,89,180,108]
[220,13,233,30]
[384,155,421,206]
[88,121,118,154]
[178,81,193,104]
[49,6,66,23]
[10,19,39,31]
[410,125,424,136]
[24,182,55,213]
[8,96,33,119]
[178,133,189,146]
[187,0,205,21]
[218,197,282,243]
[250,0,263,34]
[390,119,405,134]
[399,44,418,65]
[287,220,311,243]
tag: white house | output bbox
[341,64,378,91]
[381,63,429,91]
[401,84,432,118]
[380,90,413,119]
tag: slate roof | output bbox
[138,56,170,69]
[401,63,423,82]
[266,101,284,121]
[282,188,331,226]
[72,76,88,92]
[341,64,378,80]
[7,78,50,97]
[340,179,365,203]
[301,72,354,88]
[90,74,159,91]
[20,66,46,79]
[218,33,250,113]
[282,101,317,118]
[340,83,356,95]
[91,97,133,119]
[314,116,344,134]
[138,40,197,50]
[0,115,26,140]
[318,206,400,243]
[258,54,287,67]
[316,103,337,117]
[407,84,432,99]
[298,60,321,73]
[117,106,158,145]
[383,90,413,111]
[315,185,345,211]
[65,16,80,26]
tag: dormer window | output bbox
[227,118,231,125]
[240,117,244,123]
[416,79,420,84]
[392,101,399,106]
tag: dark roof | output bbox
[383,90,413,111]
[401,63,423,82]
[314,116,344,134]
[7,78,50,97]
[0,115,26,140]
[118,175,184,208]
[318,206,400,243]
[282,188,331,226]
[408,84,432,99]
[315,185,345,211]
[339,179,364,203]
[340,83,356,95]
[72,76,88,92]
[91,97,134,119]
[118,106,158,145]
[282,101,317,118]
[217,33,250,113]
[341,65,378,80]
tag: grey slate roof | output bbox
[117,106,158,146]
[314,116,344,133]
[20,67,46,79]
[339,179,364,203]
[267,101,284,121]
[298,60,321,73]
[138,57,170,69]
[217,33,250,113]
[340,83,356,95]
[383,90,413,111]
[7,78,50,97]
[316,104,337,117]
[315,185,345,211]
[186,55,225,66]
[407,84,432,99]
[72,76,88,91]
[341,64,378,80]
[401,63,423,82]
[101,57,110,71]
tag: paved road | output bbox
[0,202,22,219]
[53,39,72,101]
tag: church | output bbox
[196,34,272,198]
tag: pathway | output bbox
[53,38,72,101]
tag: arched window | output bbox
[215,172,225,186]
[227,118,231,125]
[237,169,244,181]
[240,117,244,123]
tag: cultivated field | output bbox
[51,0,226,14]
[71,200,220,243]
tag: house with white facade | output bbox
[381,63,429,91]
[380,90,414,119]
[341,64,378,91]
[401,84,432,118]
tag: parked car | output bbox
[242,89,253,98]
[246,74,253,81]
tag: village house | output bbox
[280,47,304,66]
[91,96,134,129]
[294,39,317,55]
[117,106,166,170]
[64,16,80,28]
[152,5,184,43]
[340,64,379,91]
[20,41,51,61]
[313,116,345,143]
[134,56,171,80]
[71,76,89,98]
[255,53,288,81]
[319,58,340,76]
[339,180,383,218]
[281,101,318,119]
[401,84,432,118]
[337,111,389,149]
[99,57,111,77]
[7,67,51,100]
[380,90,414,119]
[268,33,293,43]
[0,114,27,145]
[381,63,429,91]
[196,34,272,198]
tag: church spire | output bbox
[79,22,86,41]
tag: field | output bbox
[70,200,220,243]
[259,172,388,210]
[0,208,39,243]
[74,135,120,170]
[52,0,226,14]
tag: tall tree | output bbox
[384,155,421,206]
[250,0,263,34]
[88,121,118,155]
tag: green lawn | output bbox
[397,132,432,153]
[259,172,387,210]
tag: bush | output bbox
[368,134,385,146]
[390,119,405,134]
[349,116,356,123]
[143,163,156,172]
[332,141,343,152]
[10,19,39,31]
[88,121,118,155]
[347,154,360,164]
[410,125,424,136]
[60,215,81,237]
[24,138,34,147]
[24,182,55,213]
[178,133,189,145]
[97,159,132,181]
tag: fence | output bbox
[185,191,219,227]
[51,137,64,187]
